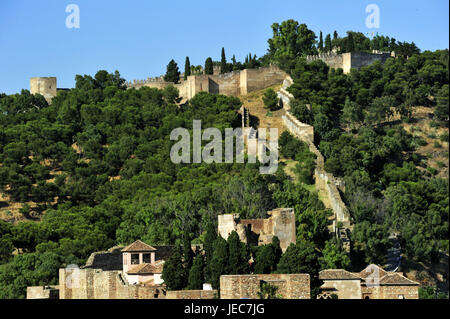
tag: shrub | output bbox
[439,132,449,142]
[262,88,279,111]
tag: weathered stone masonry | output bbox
[220,274,310,299]
[278,77,350,238]
[127,65,287,101]
[218,208,296,253]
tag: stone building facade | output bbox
[218,208,296,252]
[220,274,310,299]
[317,265,419,299]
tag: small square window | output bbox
[131,253,140,265]
[143,253,151,263]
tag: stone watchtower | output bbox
[30,77,57,103]
[218,208,296,252]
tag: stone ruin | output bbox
[218,208,296,252]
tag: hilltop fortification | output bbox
[30,77,57,103]
[126,65,287,101]
[306,51,393,74]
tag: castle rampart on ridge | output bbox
[126,65,287,101]
[306,51,393,74]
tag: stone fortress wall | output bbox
[306,51,393,74]
[58,267,217,299]
[277,76,350,240]
[220,274,310,299]
[26,285,59,299]
[126,65,287,101]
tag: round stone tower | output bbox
[30,77,57,103]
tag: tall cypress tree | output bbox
[227,231,249,275]
[184,56,191,80]
[271,236,282,267]
[164,59,180,84]
[318,31,323,51]
[325,34,332,52]
[254,244,275,274]
[161,245,186,290]
[204,222,217,263]
[347,32,355,52]
[205,57,213,75]
[220,47,227,74]
[183,236,194,276]
[207,236,229,289]
[333,30,338,40]
[187,254,205,290]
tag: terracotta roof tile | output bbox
[121,240,157,252]
[319,269,361,280]
[379,273,419,285]
[358,264,388,279]
[127,261,164,274]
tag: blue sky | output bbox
[0,0,448,94]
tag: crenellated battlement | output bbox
[125,65,287,101]
[305,50,393,74]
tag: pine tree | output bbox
[318,31,323,51]
[342,96,363,131]
[325,34,332,52]
[205,57,213,75]
[187,254,205,289]
[435,84,449,125]
[161,245,186,290]
[227,231,249,274]
[220,47,227,74]
[164,59,180,84]
[184,56,191,80]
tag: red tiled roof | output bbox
[322,265,418,286]
[358,264,388,279]
[127,261,164,274]
[319,269,361,280]
[121,240,157,252]
[379,273,419,285]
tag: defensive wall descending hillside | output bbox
[278,76,350,238]
[126,65,287,101]
[305,51,393,74]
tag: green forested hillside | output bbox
[0,69,339,298]
[0,19,448,299]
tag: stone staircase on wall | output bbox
[277,76,351,248]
